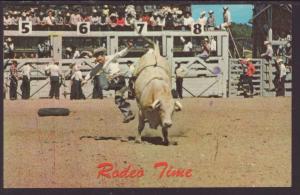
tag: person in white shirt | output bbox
[70,63,85,100]
[221,6,231,30]
[83,42,135,123]
[20,63,31,99]
[45,10,55,26]
[70,9,82,26]
[276,58,287,96]
[72,47,81,59]
[4,12,12,28]
[210,36,217,56]
[183,12,194,29]
[175,63,188,99]
[180,37,193,52]
[45,60,63,99]
[198,11,207,32]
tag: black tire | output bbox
[38,108,70,117]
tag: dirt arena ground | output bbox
[3,97,291,188]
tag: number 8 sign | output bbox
[19,21,32,34]
[192,23,202,35]
[77,22,90,35]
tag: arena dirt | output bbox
[3,97,291,187]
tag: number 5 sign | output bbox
[77,22,90,35]
[134,22,147,34]
[19,21,32,34]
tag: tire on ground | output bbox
[38,108,70,117]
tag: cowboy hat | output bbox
[200,11,206,16]
[208,10,214,14]
[93,47,106,57]
[223,6,229,10]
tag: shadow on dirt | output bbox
[79,135,177,146]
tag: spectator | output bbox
[220,6,231,30]
[99,12,108,28]
[210,36,217,56]
[65,47,72,59]
[125,13,135,27]
[4,37,15,59]
[175,63,188,99]
[142,12,151,25]
[45,10,55,26]
[102,5,110,17]
[197,38,211,60]
[206,10,216,31]
[285,41,292,66]
[11,11,20,25]
[116,13,125,27]
[261,40,274,90]
[82,12,92,22]
[37,11,46,25]
[180,36,192,52]
[64,12,72,27]
[29,11,39,25]
[72,46,80,59]
[55,11,64,26]
[20,63,31,99]
[44,39,52,57]
[183,11,194,29]
[4,12,12,28]
[20,11,29,21]
[198,11,207,32]
[173,12,184,29]
[70,8,82,26]
[45,59,63,99]
[157,14,165,28]
[239,58,256,97]
[164,12,174,29]
[70,63,85,100]
[37,40,45,58]
[276,58,287,96]
[91,9,99,25]
[108,13,118,28]
[125,5,136,18]
[9,60,19,100]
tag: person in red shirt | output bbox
[239,58,256,97]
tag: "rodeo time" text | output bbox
[97,161,192,179]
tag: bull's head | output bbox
[150,99,183,128]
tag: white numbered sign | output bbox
[191,23,202,35]
[19,21,32,34]
[77,22,90,35]
[135,22,147,34]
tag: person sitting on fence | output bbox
[239,58,256,98]
[206,10,216,31]
[198,11,207,32]
[220,6,231,30]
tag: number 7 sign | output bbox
[135,22,147,34]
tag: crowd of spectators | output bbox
[3,4,227,31]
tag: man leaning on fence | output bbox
[20,63,31,99]
[45,59,63,99]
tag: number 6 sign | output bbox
[19,21,32,34]
[77,22,90,35]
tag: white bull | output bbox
[133,38,182,145]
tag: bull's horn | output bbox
[174,101,182,111]
[151,99,161,109]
